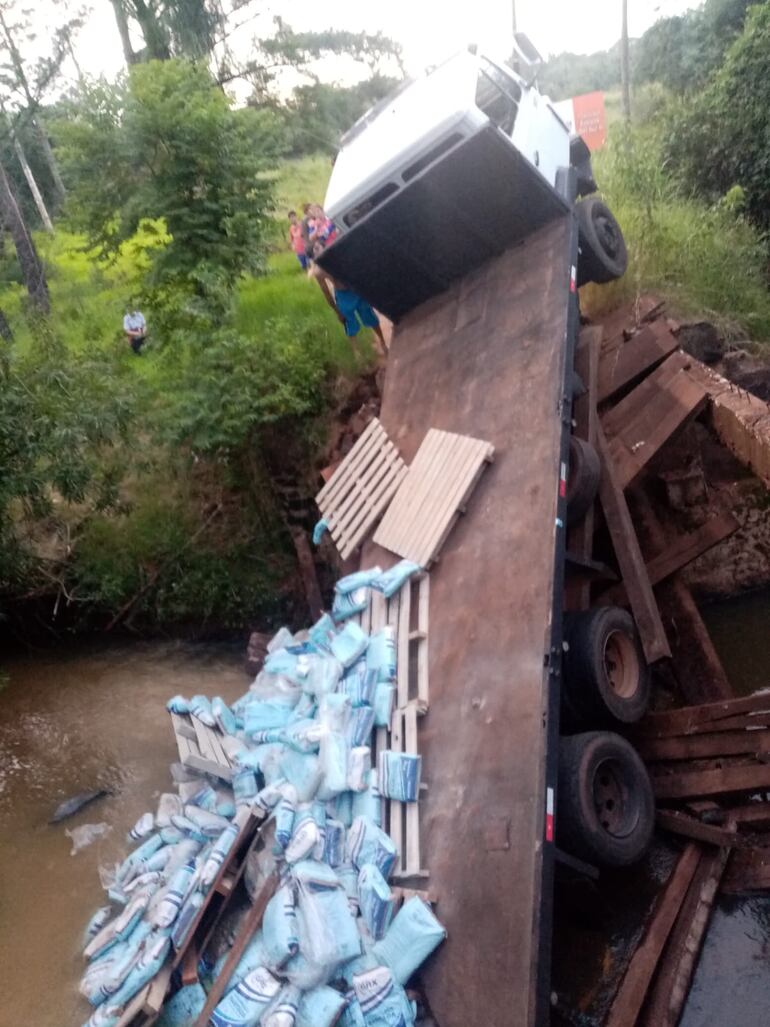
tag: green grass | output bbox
[584,127,770,343]
[272,154,334,216]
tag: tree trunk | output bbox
[131,0,172,60]
[12,136,54,232]
[34,119,66,204]
[0,161,50,314]
[0,306,13,342]
[110,0,137,65]
[621,0,632,122]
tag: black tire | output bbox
[576,197,628,286]
[557,731,654,867]
[563,606,650,725]
[566,436,600,526]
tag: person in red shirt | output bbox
[288,210,308,269]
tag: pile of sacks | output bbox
[79,559,445,1027]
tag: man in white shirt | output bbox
[123,309,147,354]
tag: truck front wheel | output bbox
[576,197,628,286]
[557,731,654,867]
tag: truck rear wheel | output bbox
[557,731,654,867]
[576,197,628,285]
[563,606,650,725]
[566,436,600,525]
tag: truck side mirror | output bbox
[513,32,543,68]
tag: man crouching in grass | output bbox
[308,239,388,359]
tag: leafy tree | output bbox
[539,44,625,100]
[664,1,770,232]
[634,0,758,93]
[275,74,398,156]
[56,60,280,291]
[0,329,135,591]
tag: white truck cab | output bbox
[319,36,626,321]
[326,49,571,234]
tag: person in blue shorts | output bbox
[308,239,388,357]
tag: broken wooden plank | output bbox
[638,728,770,762]
[602,352,708,489]
[602,512,738,607]
[598,321,680,404]
[192,871,279,1027]
[656,810,741,848]
[597,425,671,663]
[605,844,701,1027]
[653,762,770,800]
[721,848,770,894]
[566,325,602,611]
[639,845,730,1027]
[637,692,770,739]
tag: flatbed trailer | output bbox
[361,209,580,1026]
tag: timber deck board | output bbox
[360,217,573,1027]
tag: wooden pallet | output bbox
[373,428,494,567]
[170,712,236,782]
[356,575,430,880]
[316,417,408,560]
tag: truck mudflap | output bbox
[318,124,570,322]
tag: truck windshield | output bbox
[475,58,521,134]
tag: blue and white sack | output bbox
[296,985,347,1027]
[190,694,216,727]
[293,859,362,968]
[331,622,369,669]
[127,812,155,843]
[209,966,281,1027]
[166,695,190,715]
[372,897,446,985]
[116,832,164,884]
[107,933,172,1011]
[332,587,370,623]
[152,859,198,929]
[280,750,323,803]
[156,982,207,1027]
[366,628,396,684]
[82,906,112,947]
[352,771,383,829]
[274,793,297,851]
[347,747,371,792]
[345,816,397,878]
[336,863,361,917]
[308,613,335,652]
[222,928,269,991]
[373,684,395,729]
[346,705,376,749]
[262,983,301,1027]
[378,752,422,803]
[262,884,300,970]
[156,793,183,828]
[342,662,377,708]
[232,768,259,808]
[184,805,231,838]
[352,967,415,1027]
[339,990,367,1027]
[212,697,238,736]
[170,814,208,844]
[370,561,420,599]
[284,810,320,864]
[303,654,344,698]
[358,864,395,940]
[322,819,345,867]
[171,890,204,949]
[335,568,382,594]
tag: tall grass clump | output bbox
[586,124,770,342]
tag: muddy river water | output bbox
[0,640,246,1027]
[2,591,770,1027]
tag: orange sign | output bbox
[571,91,607,151]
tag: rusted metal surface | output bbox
[361,219,575,1027]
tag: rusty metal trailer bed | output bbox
[361,210,579,1026]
